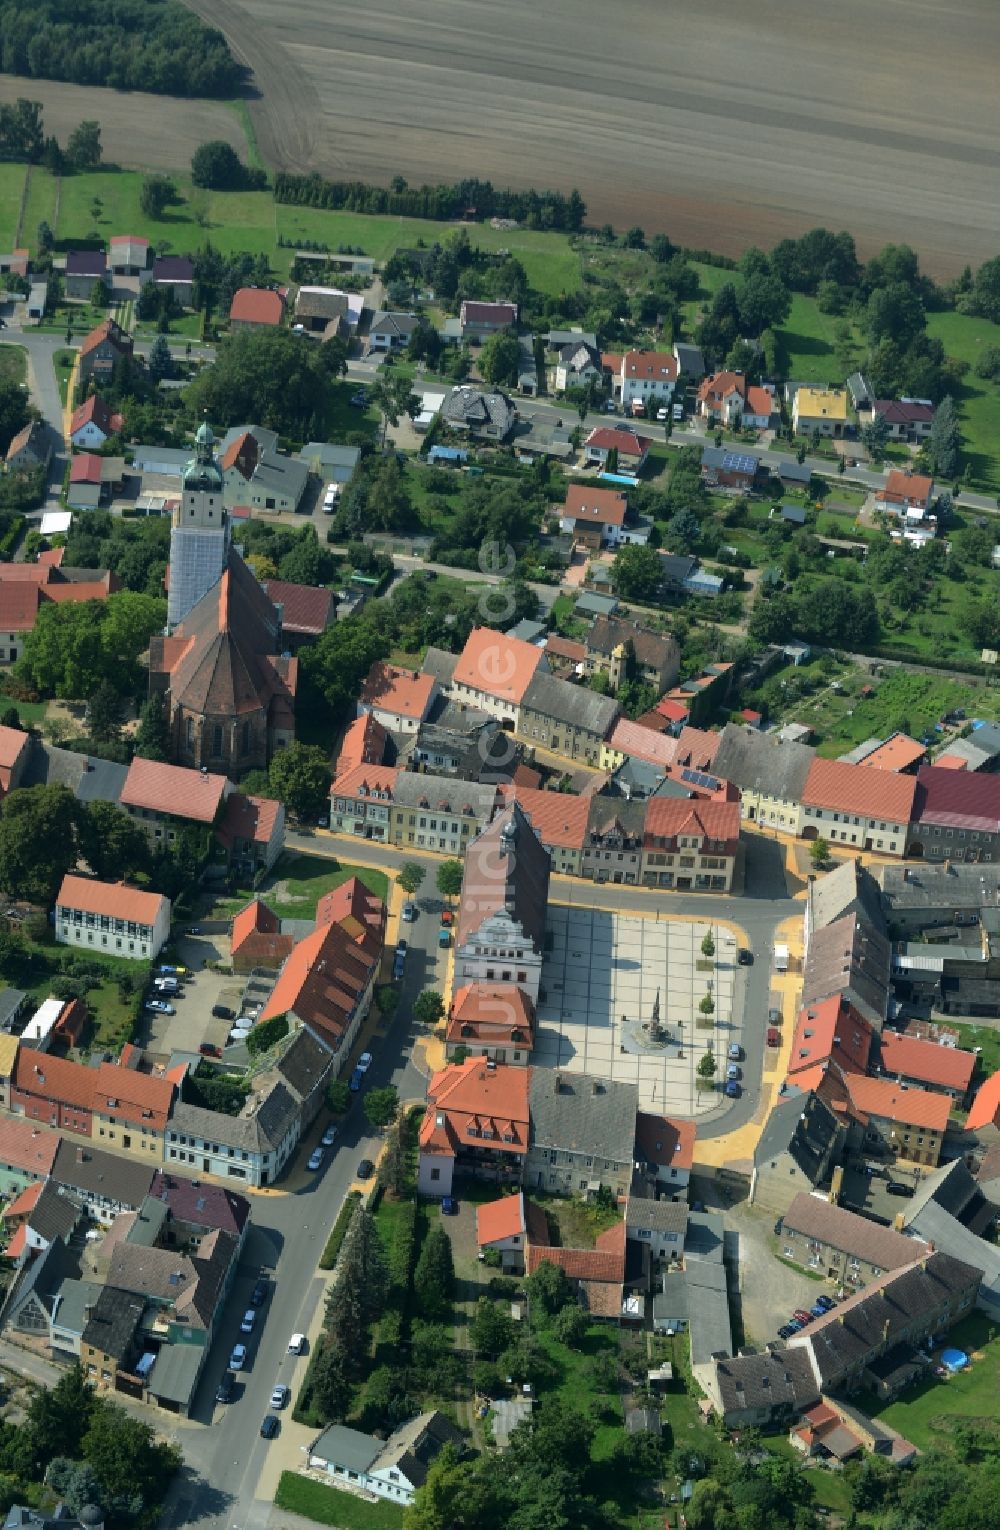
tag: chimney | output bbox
[882,1319,890,1344]
[554,1073,562,1094]
[591,1079,602,1096]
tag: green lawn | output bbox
[859,1313,1000,1452]
[53,349,75,406]
[949,1022,1000,1081]
[926,309,1000,492]
[0,163,27,248]
[210,852,388,920]
[806,669,1000,756]
[274,1472,404,1530]
[533,1193,622,1248]
[20,165,58,249]
[0,690,48,726]
[0,345,26,385]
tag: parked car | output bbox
[288,1333,306,1355]
[768,1007,782,1025]
[212,1005,234,1020]
[777,1324,796,1340]
[726,1064,741,1081]
[215,1371,236,1403]
[240,1309,256,1334]
[737,948,753,966]
[886,1181,914,1197]
[321,1125,338,1148]
[349,1069,364,1092]
[188,926,202,935]
[156,964,187,976]
[815,1295,837,1312]
[357,1052,373,1073]
[766,1027,781,1048]
[260,1414,279,1439]
[656,407,668,421]
[728,1043,743,1061]
[440,909,454,926]
[229,1344,247,1370]
[441,1196,457,1215]
[307,1147,324,1172]
[438,928,451,948]
[145,1000,175,1015]
[154,977,179,993]
[402,903,418,923]
[199,1042,222,1059]
[672,403,685,421]
[785,1319,804,1333]
[793,1309,812,1324]
[396,940,408,955]
[250,1279,269,1307]
[357,1158,374,1179]
[349,391,367,407]
[724,1080,741,1098]
[270,1384,290,1410]
[392,954,406,980]
[810,1302,828,1317]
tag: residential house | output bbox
[220,429,259,506]
[388,772,499,854]
[361,663,439,734]
[634,1111,696,1195]
[54,875,170,961]
[583,426,649,476]
[148,1169,251,1251]
[476,1191,548,1272]
[599,718,681,775]
[459,300,517,339]
[308,1412,464,1507]
[517,672,620,765]
[662,661,735,725]
[69,395,123,449]
[118,757,230,849]
[152,256,194,305]
[260,579,336,649]
[64,251,108,301]
[871,398,935,443]
[2,1180,80,1266]
[742,384,779,429]
[609,350,678,409]
[328,763,398,841]
[707,1348,820,1430]
[502,785,590,876]
[526,1070,638,1198]
[625,1197,687,1261]
[108,235,150,277]
[229,288,284,329]
[581,797,647,884]
[90,1058,175,1160]
[5,421,51,473]
[215,790,285,876]
[878,1030,975,1102]
[786,995,875,1090]
[449,624,547,725]
[558,484,631,548]
[68,453,125,510]
[750,1085,848,1215]
[165,1084,301,1188]
[699,447,759,491]
[367,310,419,351]
[880,862,1000,935]
[792,387,848,437]
[230,898,294,972]
[673,341,706,380]
[246,450,309,515]
[293,287,349,334]
[843,1074,950,1166]
[11,1051,94,1138]
[445,984,535,1065]
[907,765,1000,862]
[441,385,516,441]
[410,702,502,780]
[526,1222,628,1319]
[554,338,602,392]
[799,757,916,856]
[585,616,680,692]
[696,371,746,426]
[876,470,934,516]
[790,1399,918,1465]
[78,1285,146,1394]
[0,567,120,666]
[777,1192,927,1288]
[801,913,891,1032]
[259,878,383,1061]
[710,722,815,832]
[417,1057,531,1196]
[455,802,550,1003]
[847,732,927,773]
[787,1252,980,1393]
[897,1161,1000,1318]
[50,1140,154,1222]
[641,797,741,892]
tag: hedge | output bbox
[319,1190,361,1270]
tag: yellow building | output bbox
[792,387,848,438]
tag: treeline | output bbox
[0,0,245,97]
[274,172,586,231]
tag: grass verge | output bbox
[274,1472,404,1530]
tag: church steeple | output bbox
[167,417,230,628]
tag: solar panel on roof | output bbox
[722,453,757,474]
[680,769,720,790]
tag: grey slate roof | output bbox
[626,1198,688,1237]
[421,646,458,686]
[781,1192,924,1270]
[252,450,309,502]
[81,1284,144,1361]
[0,987,27,1031]
[312,1422,381,1473]
[801,912,891,1024]
[392,770,498,819]
[673,342,706,378]
[298,442,361,480]
[685,1257,732,1366]
[880,863,1000,913]
[220,424,279,456]
[529,1071,638,1166]
[369,310,419,340]
[48,1277,103,1338]
[547,329,598,350]
[146,1340,204,1407]
[754,1087,843,1186]
[807,857,885,936]
[901,1201,1000,1313]
[520,671,620,737]
[370,1410,464,1488]
[457,800,550,953]
[274,1027,333,1102]
[28,1183,80,1245]
[168,1080,299,1156]
[713,1346,819,1417]
[21,739,128,805]
[52,1140,154,1211]
[901,1158,987,1224]
[711,723,815,803]
[442,386,516,437]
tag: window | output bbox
[212,724,223,755]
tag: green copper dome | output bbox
[183,417,223,491]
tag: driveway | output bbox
[719,1194,835,1348]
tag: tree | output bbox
[698,992,715,1016]
[133,693,170,762]
[67,120,102,170]
[82,1398,180,1513]
[413,989,445,1028]
[245,553,278,582]
[398,861,426,895]
[375,985,400,1020]
[413,1222,455,1321]
[612,543,662,602]
[551,1304,589,1348]
[85,680,125,745]
[697,1049,716,1080]
[310,1342,351,1422]
[267,741,330,820]
[17,592,165,700]
[470,1296,514,1357]
[139,175,176,219]
[860,410,890,462]
[666,506,701,550]
[436,860,463,899]
[477,329,521,388]
[0,378,30,455]
[326,1077,351,1114]
[147,334,174,383]
[0,784,79,904]
[245,1013,289,1056]
[371,370,417,446]
[78,801,150,884]
[524,1258,573,1316]
[810,836,830,869]
[378,1118,408,1198]
[925,393,961,478]
[191,140,247,189]
[365,1085,399,1130]
[700,930,715,958]
[186,327,346,439]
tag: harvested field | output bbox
[190,0,1000,277]
[0,75,247,173]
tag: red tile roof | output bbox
[697,371,746,406]
[879,470,933,506]
[337,713,390,771]
[476,1192,528,1246]
[562,484,627,528]
[231,898,294,967]
[844,1074,951,1132]
[544,635,587,664]
[501,784,590,849]
[361,662,437,720]
[4,1179,43,1219]
[966,1072,1000,1132]
[260,913,380,1047]
[230,287,284,326]
[932,753,968,771]
[0,1117,60,1176]
[655,697,690,724]
[0,724,28,791]
[421,1057,530,1157]
[70,453,103,484]
[92,1060,174,1129]
[80,318,132,361]
[460,300,517,325]
[56,874,168,927]
[262,579,335,636]
[216,791,282,851]
[37,548,65,569]
[330,763,399,800]
[874,399,935,426]
[857,733,926,773]
[605,717,677,769]
[447,983,535,1050]
[13,1050,96,1113]
[526,1220,626,1282]
[745,385,775,418]
[120,757,228,823]
[585,427,648,456]
[221,431,258,477]
[619,349,678,384]
[788,995,875,1079]
[913,765,1000,834]
[634,1111,696,1172]
[879,1031,975,1094]
[453,626,545,706]
[644,796,740,847]
[315,876,385,938]
[802,757,917,823]
[70,394,123,438]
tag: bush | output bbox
[383,1202,417,1298]
[318,1191,360,1270]
[191,140,265,190]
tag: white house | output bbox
[69,394,123,449]
[612,350,678,409]
[54,875,170,961]
[360,663,439,734]
[164,1085,300,1189]
[367,310,419,352]
[554,338,602,393]
[625,1197,688,1260]
[309,1413,464,1506]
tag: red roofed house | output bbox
[68,451,125,509]
[69,393,124,449]
[108,235,150,276]
[3,1180,81,1267]
[559,484,630,548]
[696,371,747,427]
[336,712,390,774]
[78,317,133,385]
[90,1056,175,1158]
[799,757,916,857]
[55,874,171,962]
[502,783,590,876]
[876,470,934,516]
[259,877,384,1060]
[418,1057,531,1197]
[879,1030,975,1103]
[459,300,517,339]
[634,1111,696,1193]
[908,765,1000,862]
[119,757,231,845]
[361,662,439,734]
[11,1050,96,1137]
[231,898,294,972]
[583,426,649,477]
[610,350,678,410]
[328,763,399,841]
[642,797,741,891]
[842,1074,950,1166]
[0,565,119,666]
[526,1221,627,1318]
[476,1191,549,1273]
[451,625,547,725]
[216,791,285,874]
[743,385,779,430]
[0,723,31,797]
[230,287,284,329]
[221,430,260,504]
[855,733,927,774]
[966,1072,1000,1136]
[446,984,535,1065]
[871,399,935,444]
[261,579,336,648]
[787,995,875,1089]
[6,420,52,473]
[0,1116,60,1191]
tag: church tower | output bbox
[167,418,230,628]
